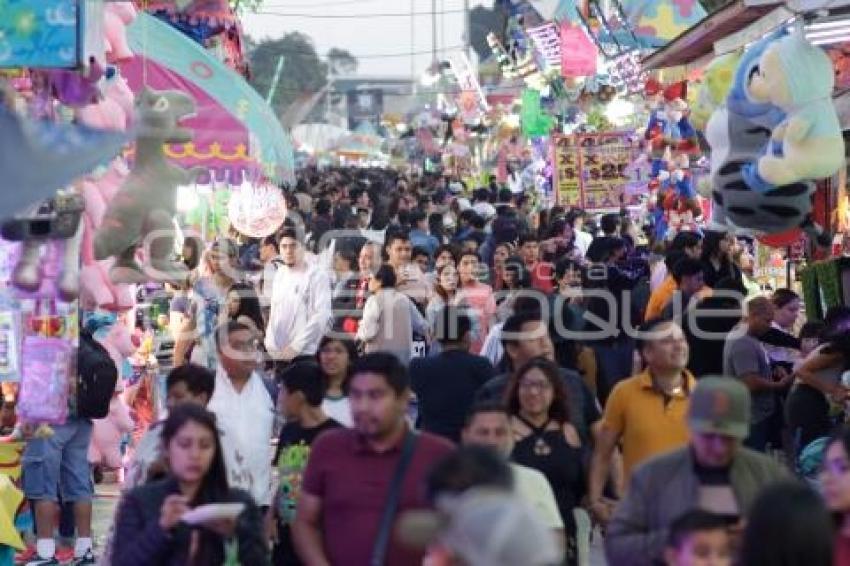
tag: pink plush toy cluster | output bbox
[88,321,135,469]
[77,4,138,311]
[104,3,138,63]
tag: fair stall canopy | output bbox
[292,123,348,154]
[643,0,850,71]
[332,123,384,158]
[123,12,295,186]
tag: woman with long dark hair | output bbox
[741,481,833,566]
[496,255,533,322]
[821,426,850,564]
[317,335,358,427]
[113,404,269,565]
[787,306,850,452]
[700,230,743,289]
[490,241,515,292]
[505,357,586,565]
[225,282,265,336]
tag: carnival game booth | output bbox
[641,0,850,256]
[0,1,293,556]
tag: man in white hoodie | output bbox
[265,226,333,362]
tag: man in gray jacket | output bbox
[605,377,789,565]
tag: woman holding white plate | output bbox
[112,404,269,565]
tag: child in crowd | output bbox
[664,510,732,566]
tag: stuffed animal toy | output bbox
[670,152,702,218]
[661,83,699,155]
[690,51,741,131]
[743,32,844,189]
[75,67,135,132]
[76,65,136,310]
[89,392,133,470]
[104,2,138,62]
[94,88,203,284]
[86,312,134,470]
[48,58,104,108]
[1,192,85,301]
[705,28,831,245]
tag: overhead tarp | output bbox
[292,123,348,154]
[123,13,295,185]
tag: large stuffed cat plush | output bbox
[705,29,831,246]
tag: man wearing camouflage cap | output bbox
[605,377,789,566]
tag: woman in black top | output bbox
[787,307,850,452]
[506,357,586,565]
[700,230,743,289]
[113,405,269,566]
[226,282,265,335]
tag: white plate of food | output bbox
[181,503,246,525]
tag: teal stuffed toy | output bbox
[745,32,844,188]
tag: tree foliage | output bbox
[327,47,358,76]
[248,34,358,121]
[248,33,329,116]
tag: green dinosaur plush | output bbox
[94,88,204,283]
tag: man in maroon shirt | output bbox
[293,352,455,565]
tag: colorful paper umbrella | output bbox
[122,13,295,186]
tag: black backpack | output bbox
[77,329,118,419]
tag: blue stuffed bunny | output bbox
[705,28,831,245]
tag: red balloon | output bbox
[756,228,802,248]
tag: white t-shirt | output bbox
[473,201,497,221]
[322,396,353,428]
[265,262,332,357]
[573,230,593,258]
[480,322,504,367]
[207,369,275,506]
[510,463,564,529]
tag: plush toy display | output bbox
[743,32,845,190]
[87,313,135,470]
[705,29,831,245]
[104,2,138,62]
[690,51,741,130]
[74,67,136,310]
[1,193,85,301]
[94,88,203,284]
[48,58,104,108]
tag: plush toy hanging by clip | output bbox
[705,28,832,246]
[741,30,845,191]
[1,192,85,301]
[93,88,204,284]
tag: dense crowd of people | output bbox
[17,166,850,566]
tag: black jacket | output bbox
[112,477,270,566]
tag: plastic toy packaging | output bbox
[18,337,71,425]
[0,289,21,382]
[0,311,20,382]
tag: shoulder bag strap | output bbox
[370,431,419,566]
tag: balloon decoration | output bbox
[227,181,287,239]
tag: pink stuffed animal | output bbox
[75,63,136,310]
[89,393,134,469]
[104,3,138,62]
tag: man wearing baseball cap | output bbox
[605,377,789,566]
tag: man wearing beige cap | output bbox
[605,377,789,566]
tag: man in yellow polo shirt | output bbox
[588,319,695,526]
